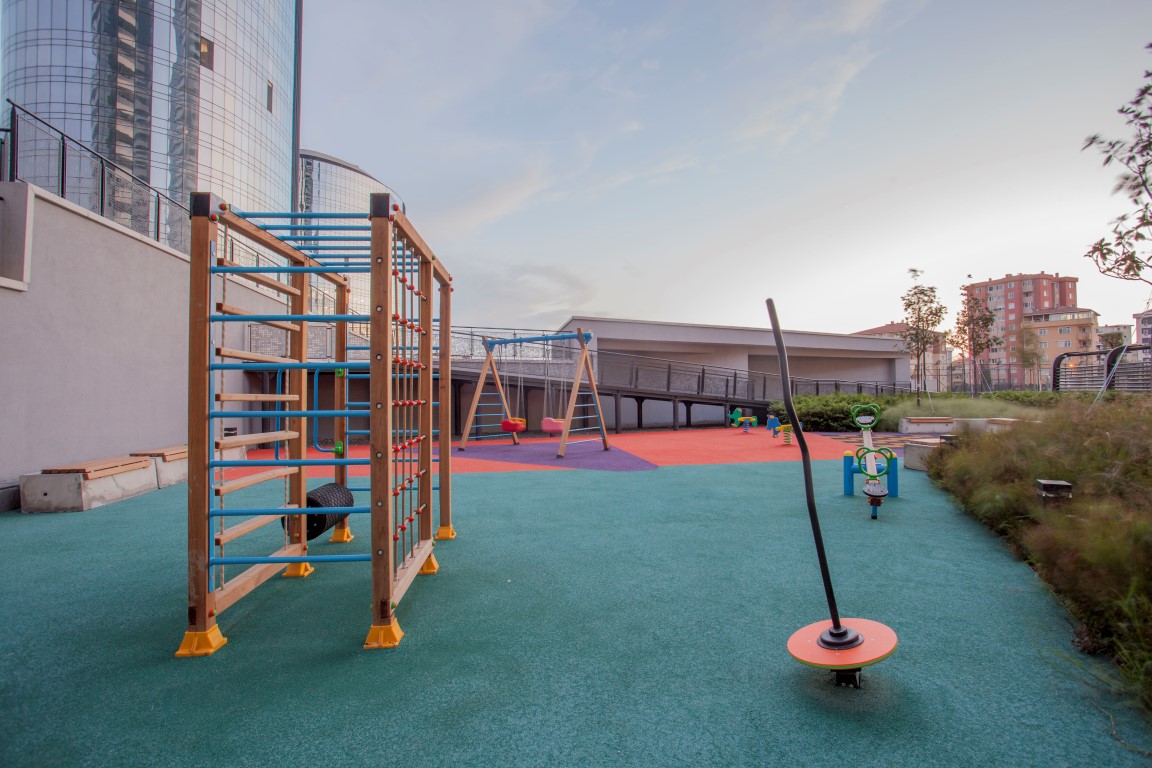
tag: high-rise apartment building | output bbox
[962,272,1096,388]
[1,0,303,248]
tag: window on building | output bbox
[1059,327,1071,334]
[1037,328,1047,336]
[1058,340,1072,348]
[1039,341,1048,348]
[266,81,274,112]
[200,37,214,70]
[1024,302,1031,308]
[1008,282,1015,287]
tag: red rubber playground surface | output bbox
[236,428,878,478]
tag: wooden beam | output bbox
[216,257,301,296]
[216,347,296,365]
[215,512,292,546]
[214,543,304,613]
[214,430,298,450]
[216,302,300,333]
[214,467,298,496]
[216,393,300,403]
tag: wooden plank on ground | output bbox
[131,446,189,462]
[42,456,153,480]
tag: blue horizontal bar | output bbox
[211,362,369,371]
[237,211,368,219]
[210,409,366,419]
[211,555,371,565]
[211,266,369,275]
[210,314,370,323]
[259,224,371,231]
[209,459,370,467]
[210,506,369,517]
[285,235,370,242]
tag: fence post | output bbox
[59,134,66,198]
[99,158,106,216]
[7,105,17,181]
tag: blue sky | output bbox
[300,0,1152,335]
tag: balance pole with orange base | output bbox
[766,298,898,688]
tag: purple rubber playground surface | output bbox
[453,439,659,471]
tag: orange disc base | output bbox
[787,618,898,670]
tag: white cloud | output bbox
[602,155,700,189]
[737,46,875,146]
[432,159,555,234]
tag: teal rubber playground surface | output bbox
[2,456,1150,766]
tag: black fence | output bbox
[1052,346,1152,393]
[6,101,191,253]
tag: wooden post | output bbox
[417,247,435,549]
[176,192,226,657]
[365,194,401,648]
[282,245,311,577]
[436,269,456,539]
[330,283,353,544]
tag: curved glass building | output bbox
[298,149,400,314]
[0,0,302,244]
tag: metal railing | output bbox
[6,101,191,253]
[1052,345,1152,392]
[448,326,910,403]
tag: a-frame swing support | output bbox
[457,329,610,458]
[457,337,523,449]
[553,329,610,458]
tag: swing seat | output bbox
[541,417,565,434]
[501,418,527,433]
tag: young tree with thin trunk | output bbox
[948,289,1001,397]
[900,269,947,408]
[1017,325,1044,388]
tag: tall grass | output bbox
[927,397,1152,711]
[877,395,1049,431]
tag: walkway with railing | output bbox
[448,326,910,431]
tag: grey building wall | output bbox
[0,182,283,484]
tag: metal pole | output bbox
[766,298,860,650]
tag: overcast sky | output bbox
[300,0,1152,335]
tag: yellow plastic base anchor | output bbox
[419,553,439,575]
[435,525,457,540]
[329,526,354,544]
[283,561,315,578]
[364,619,404,649]
[175,625,228,657]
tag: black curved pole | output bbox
[766,299,861,649]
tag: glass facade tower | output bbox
[298,149,399,315]
[0,0,301,245]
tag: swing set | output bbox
[458,329,610,458]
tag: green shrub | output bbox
[776,393,904,432]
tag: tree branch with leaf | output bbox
[1083,42,1152,285]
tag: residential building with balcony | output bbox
[963,272,1084,388]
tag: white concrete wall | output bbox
[0,183,283,483]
